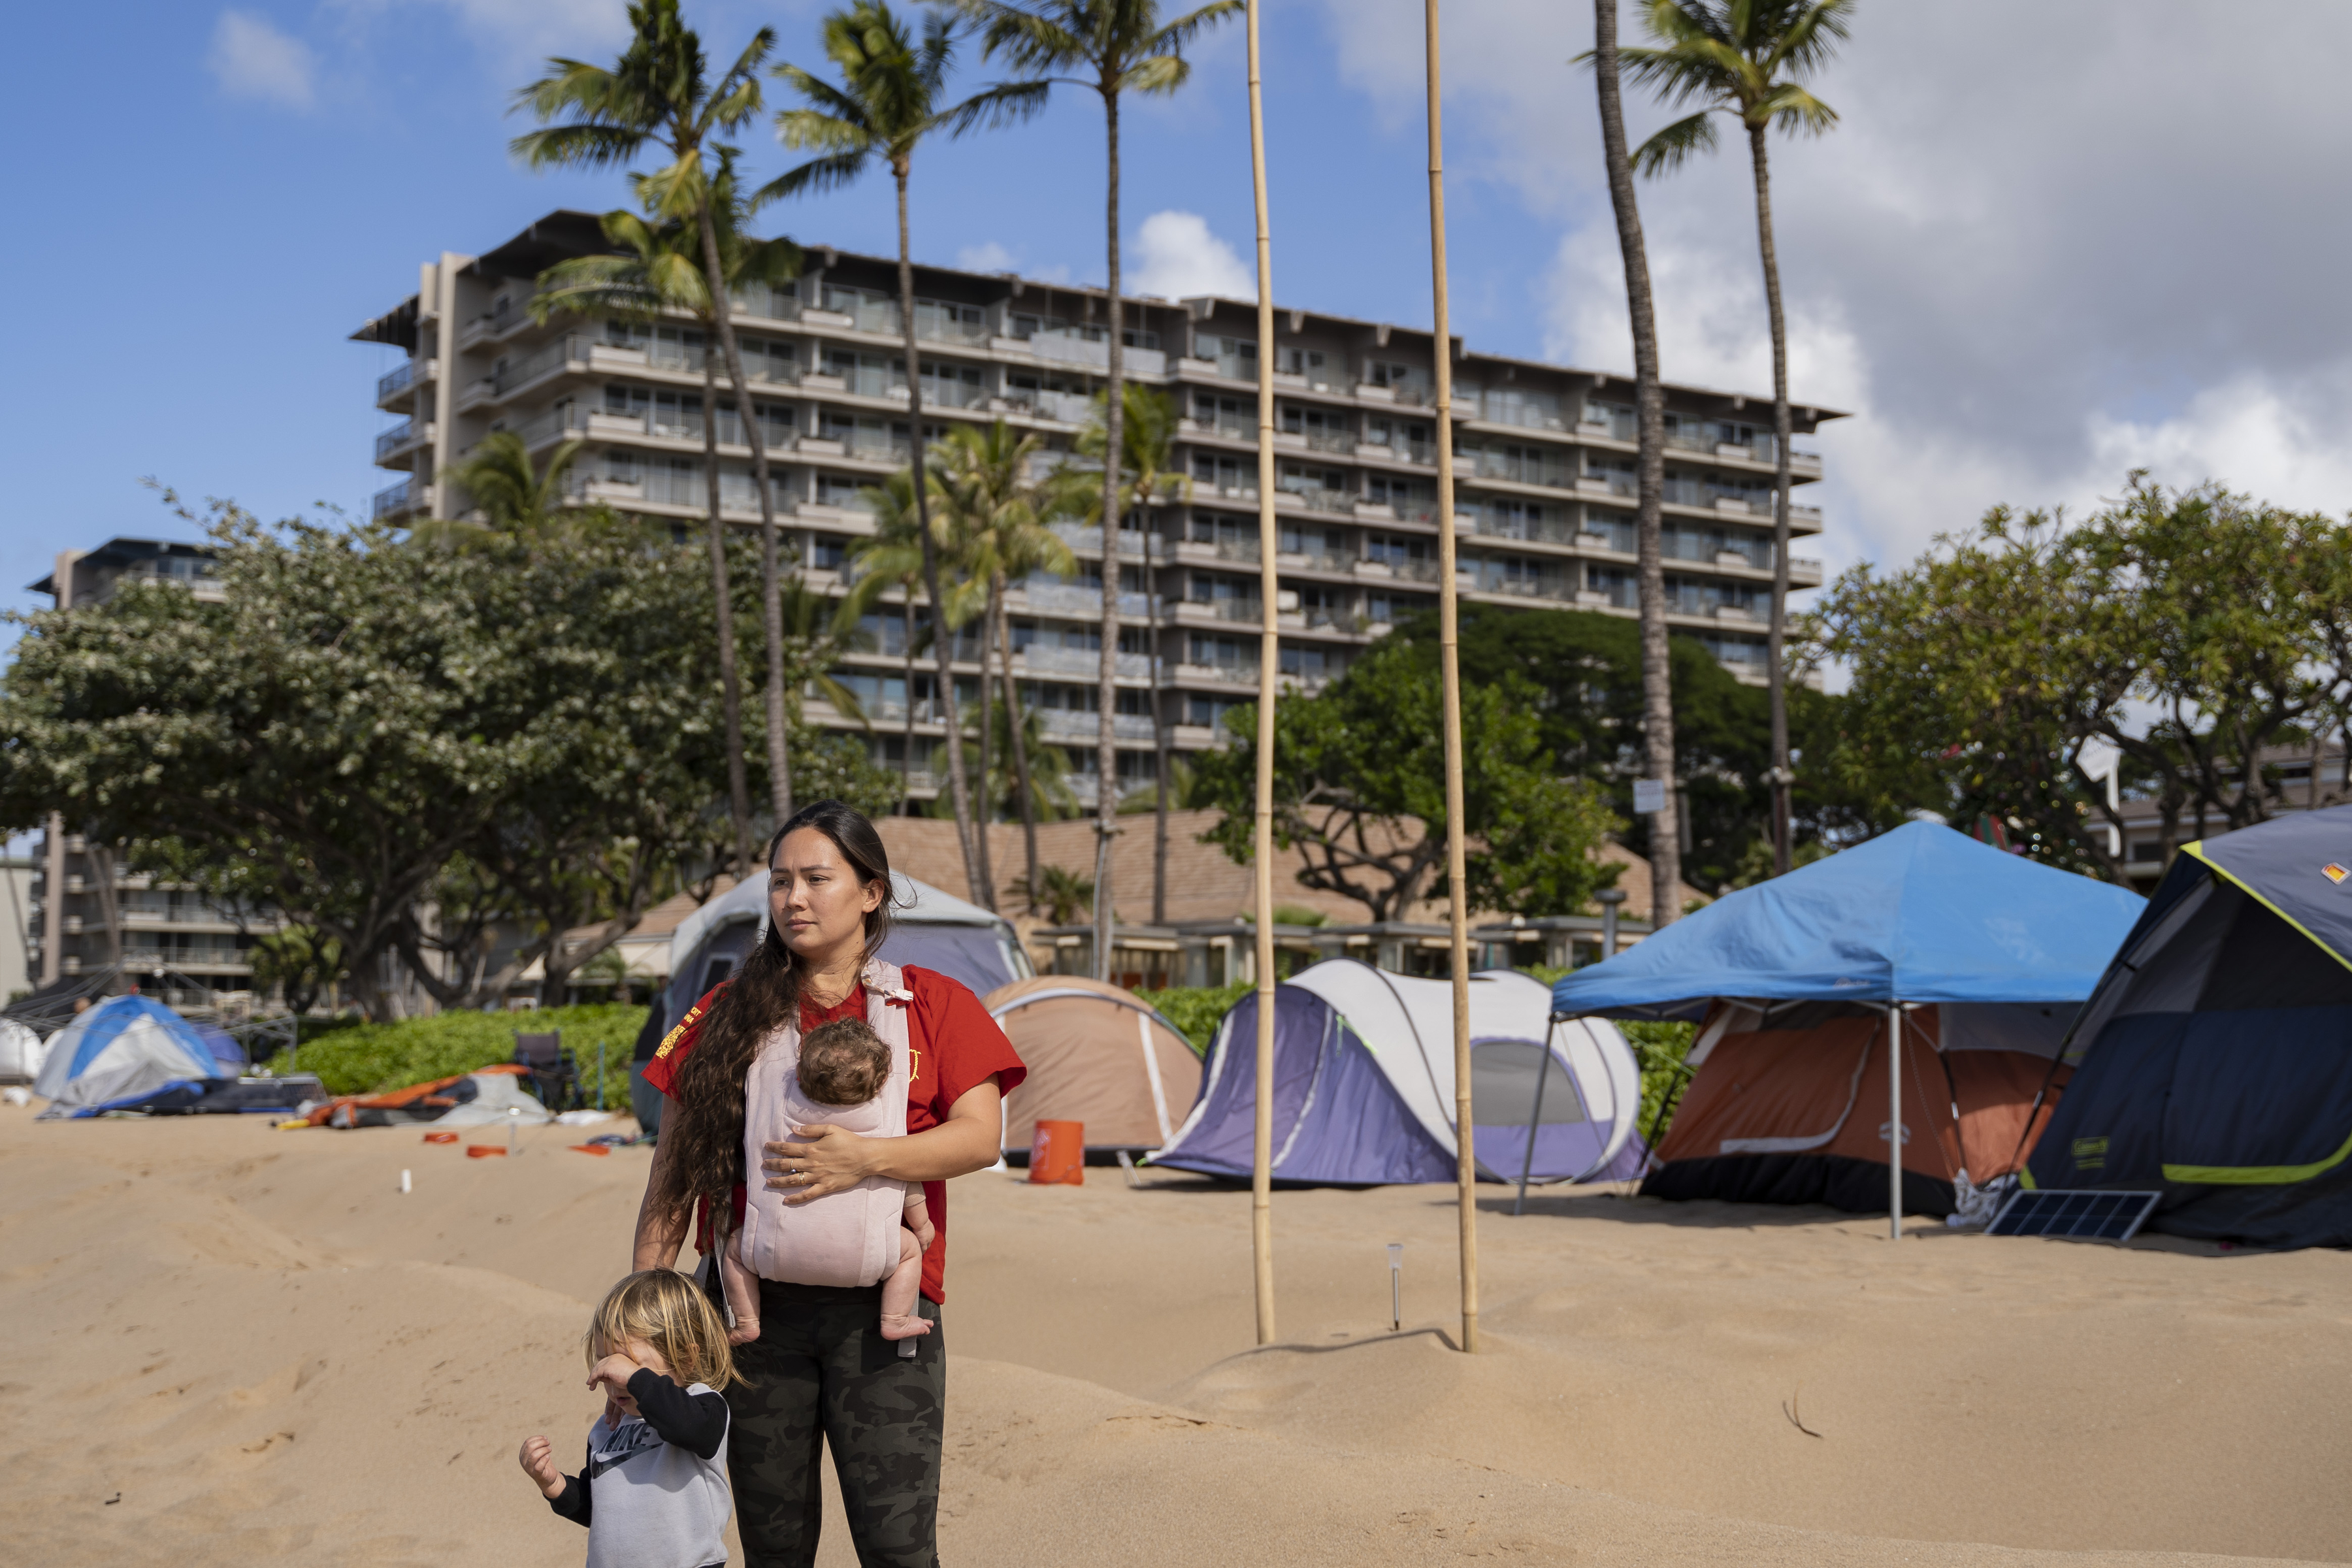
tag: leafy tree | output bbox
[248,924,346,1015]
[0,504,553,1018]
[1190,637,1623,923]
[534,161,799,868]
[1812,476,2352,877]
[1576,0,1683,923]
[955,0,1239,968]
[514,0,803,829]
[769,0,1041,898]
[1624,0,1852,875]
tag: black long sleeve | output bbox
[546,1444,593,1527]
[627,1369,728,1460]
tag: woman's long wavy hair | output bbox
[654,800,896,1220]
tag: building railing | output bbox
[1037,710,1158,742]
[374,420,417,459]
[495,334,591,397]
[1281,484,1357,515]
[372,479,412,517]
[1298,426,1357,455]
[378,360,420,400]
[1021,645,1152,679]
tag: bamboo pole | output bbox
[1246,0,1280,1349]
[1888,1003,1903,1241]
[1424,0,1478,1356]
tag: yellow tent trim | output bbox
[2182,842,2352,977]
[2165,1125,2352,1186]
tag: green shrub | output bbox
[1135,983,1252,1056]
[265,1004,650,1107]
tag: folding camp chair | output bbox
[513,1030,580,1113]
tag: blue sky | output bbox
[8,1,2352,622]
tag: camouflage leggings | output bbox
[725,1277,943,1568]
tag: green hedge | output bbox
[265,1004,651,1107]
[1134,983,1251,1055]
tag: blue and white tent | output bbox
[1154,960,1645,1186]
[33,996,227,1117]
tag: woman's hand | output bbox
[762,1124,881,1203]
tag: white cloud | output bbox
[957,242,1019,274]
[1129,211,1253,302]
[329,0,629,69]
[1318,0,2352,580]
[207,10,316,110]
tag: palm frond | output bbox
[1120,52,1189,96]
[509,122,648,170]
[772,69,875,135]
[1631,110,1721,178]
[1765,0,1855,80]
[1147,1,1244,57]
[953,1,1090,76]
[936,78,1053,138]
[757,149,876,205]
[1757,80,1838,137]
[701,28,776,135]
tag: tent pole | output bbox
[1245,0,1279,1350]
[1887,1002,1902,1241]
[1514,1021,1555,1216]
[1424,0,1479,1355]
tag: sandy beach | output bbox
[3,1103,2345,1567]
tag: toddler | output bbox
[517,1271,734,1568]
[722,1015,935,1346]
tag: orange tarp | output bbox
[1657,1010,2062,1183]
[304,1063,531,1126]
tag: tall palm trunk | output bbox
[1594,0,1682,926]
[1149,516,1169,926]
[1094,86,1127,981]
[894,167,985,903]
[901,593,919,801]
[994,570,1043,907]
[694,201,792,829]
[702,333,755,869]
[1747,122,1795,877]
[973,578,999,902]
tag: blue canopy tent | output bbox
[2025,805,2352,1248]
[1552,822,2145,1232]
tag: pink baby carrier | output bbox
[735,959,914,1289]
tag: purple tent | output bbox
[1153,960,1646,1185]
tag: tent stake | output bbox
[1245,0,1280,1350]
[1425,0,1479,1355]
[1514,1024,1554,1216]
[1887,1003,1901,1240]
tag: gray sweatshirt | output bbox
[547,1369,731,1568]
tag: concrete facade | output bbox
[358,210,1841,808]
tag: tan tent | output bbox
[983,977,1202,1155]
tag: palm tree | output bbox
[845,470,932,797]
[512,0,804,832]
[1575,2,1683,925]
[532,174,798,870]
[427,429,588,540]
[930,420,1077,908]
[1077,383,1187,923]
[1622,0,1850,877]
[954,0,1239,975]
[767,0,1041,902]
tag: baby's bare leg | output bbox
[720,1230,762,1346]
[877,1224,931,1341]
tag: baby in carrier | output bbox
[721,1016,936,1345]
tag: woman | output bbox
[633,800,1023,1567]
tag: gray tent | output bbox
[655,872,1032,1036]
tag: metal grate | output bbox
[1987,1188,2163,1243]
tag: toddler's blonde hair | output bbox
[587,1269,739,1391]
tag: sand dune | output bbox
[1,1104,2343,1566]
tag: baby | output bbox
[518,1270,735,1568]
[721,1015,936,1346]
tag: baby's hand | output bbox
[517,1435,565,1498]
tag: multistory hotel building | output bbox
[357,210,1838,806]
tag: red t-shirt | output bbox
[643,966,1024,1304]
